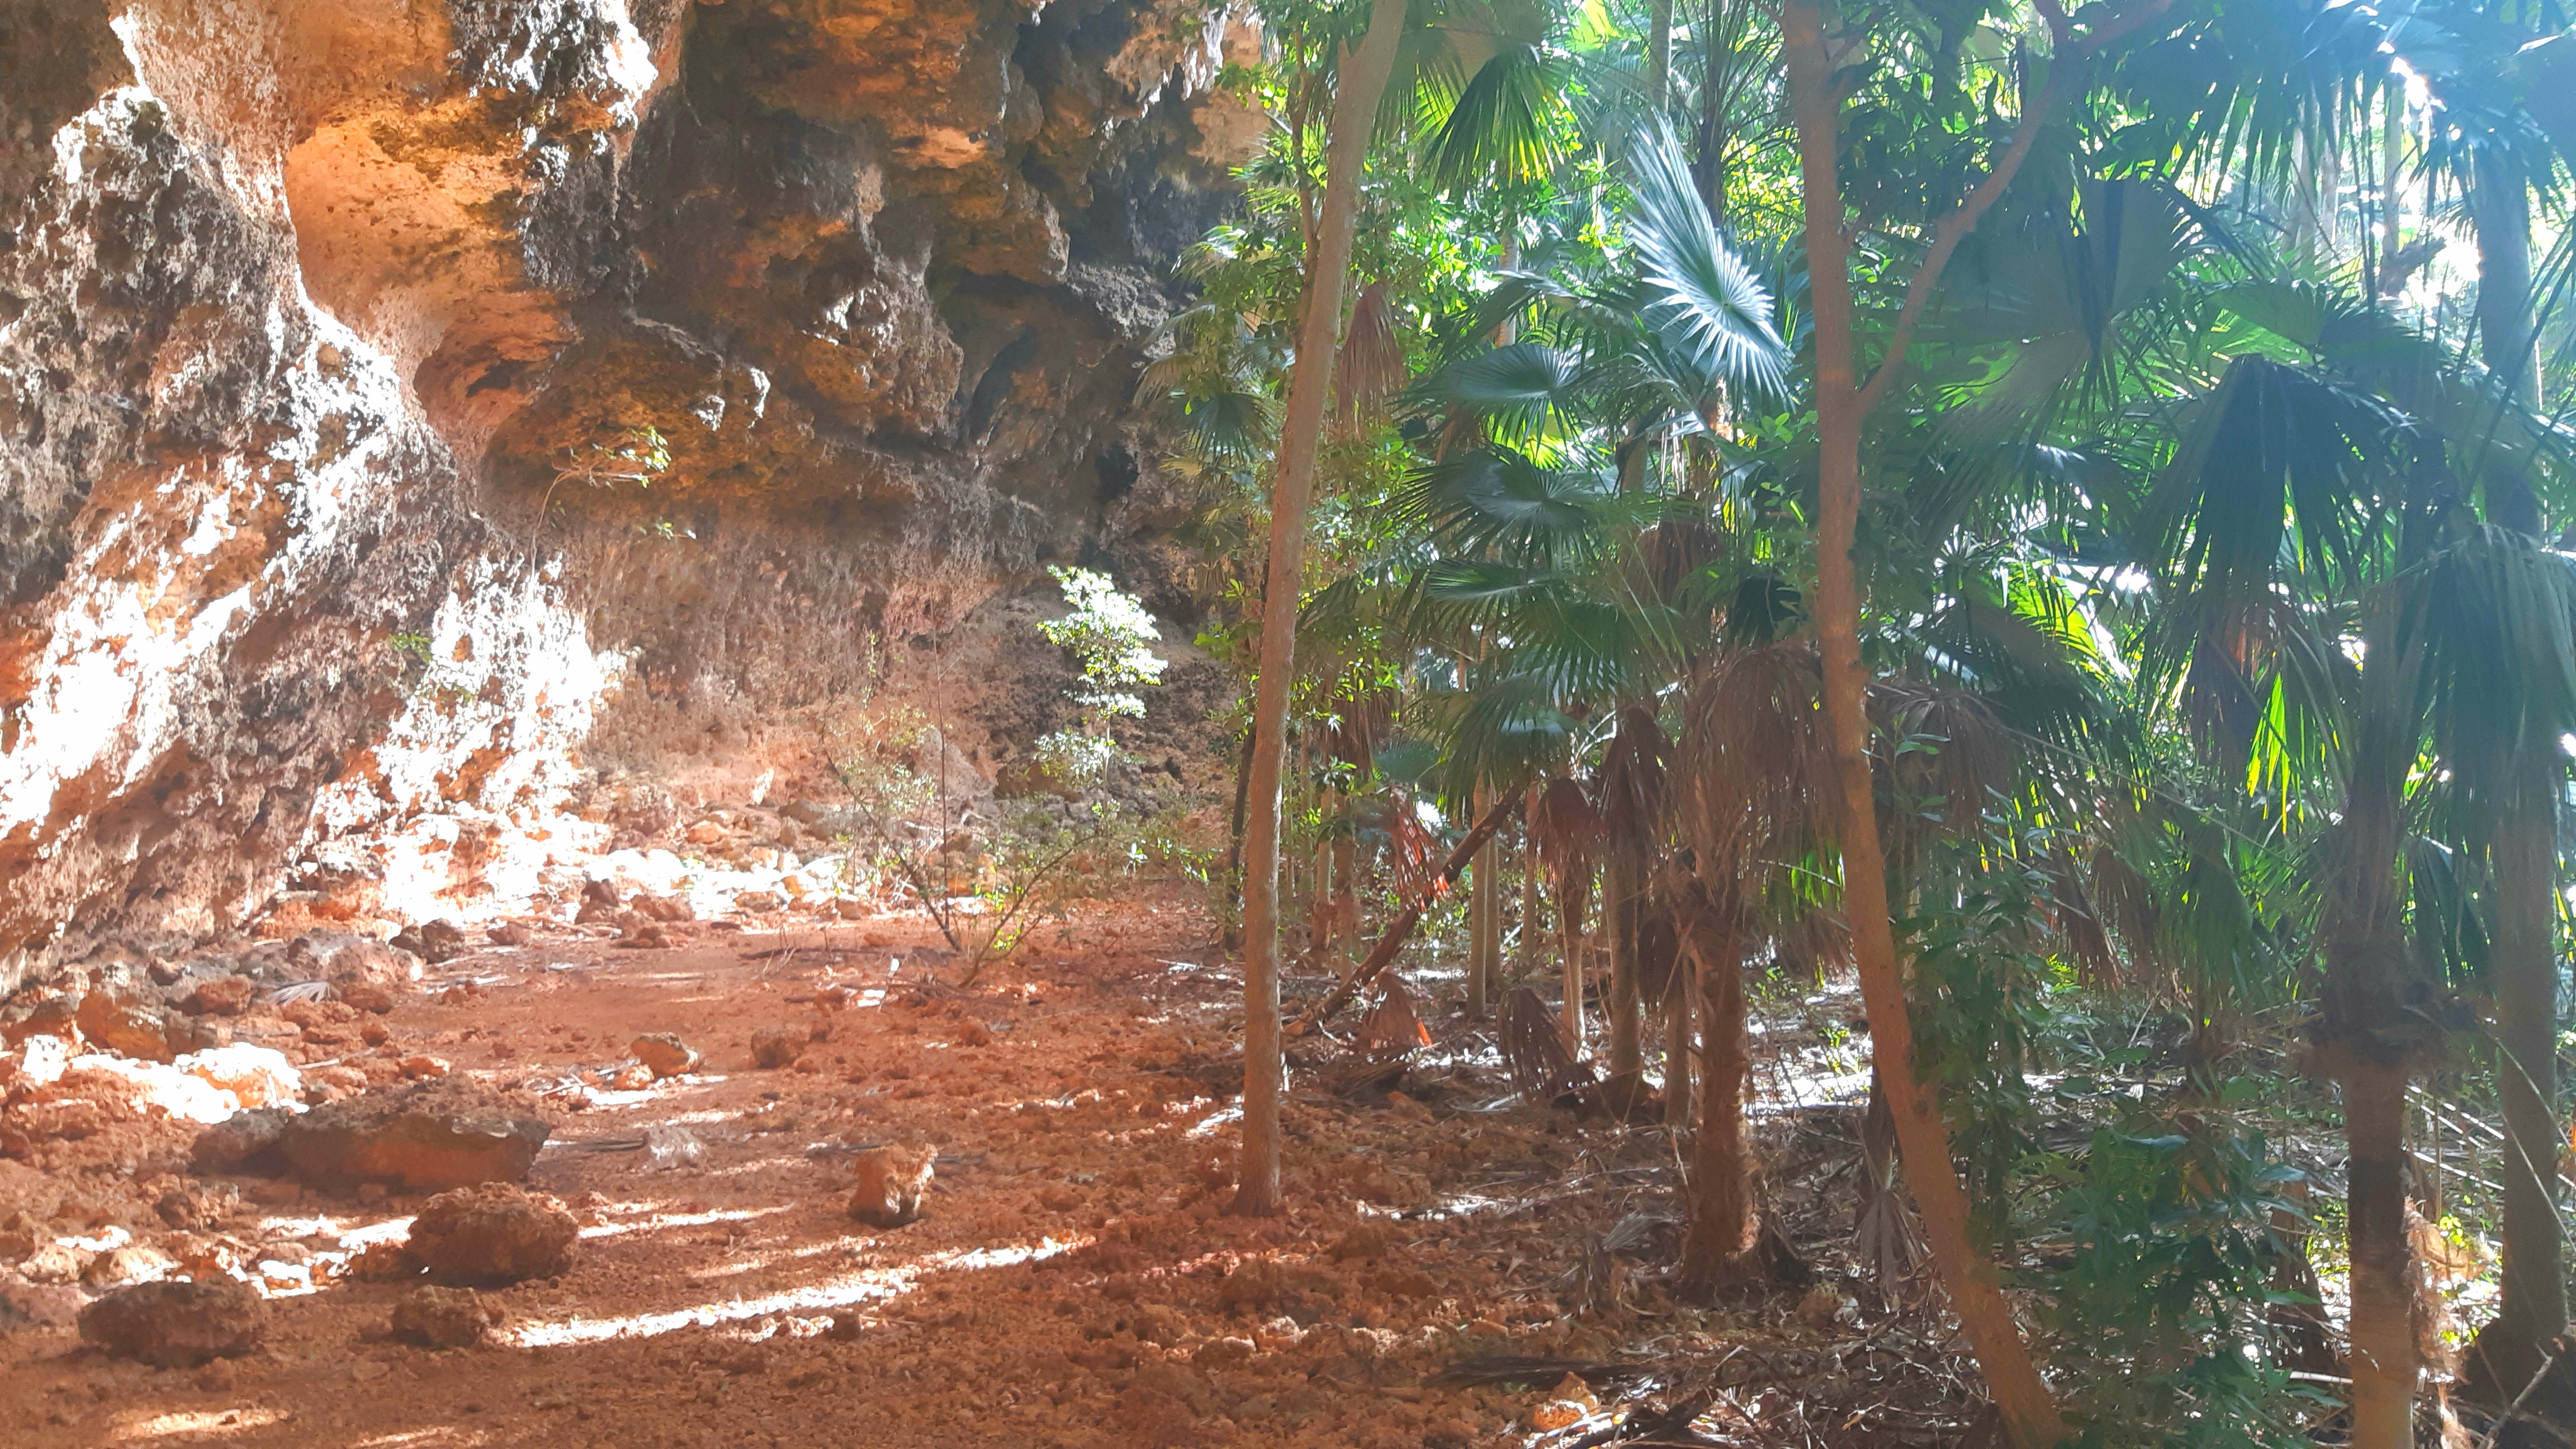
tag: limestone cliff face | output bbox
[0,0,1253,988]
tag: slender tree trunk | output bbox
[2473,149,2541,410]
[1331,825,1360,948]
[2344,1050,2417,1448]
[1604,839,1645,1083]
[1223,726,1253,950]
[1519,823,1543,978]
[1782,3,2062,1439]
[1647,0,1673,113]
[1678,897,1749,1296]
[2328,583,2425,1449]
[2469,760,2566,1403]
[1694,2,1728,220]
[1560,873,1588,1058]
[1664,937,1694,1129]
[1232,0,1408,1218]
[2378,88,2403,297]
[1467,788,1495,1018]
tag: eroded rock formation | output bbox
[0,0,1253,989]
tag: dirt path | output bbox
[1,894,1974,1448]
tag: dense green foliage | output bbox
[1154,0,2576,1439]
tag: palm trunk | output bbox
[1604,838,1645,1083]
[1678,896,1749,1295]
[1560,873,1588,1058]
[1467,789,1495,1018]
[2344,1050,2416,1447]
[1332,826,1360,948]
[2328,582,2426,1449]
[1784,2,2061,1440]
[2472,149,2541,411]
[1663,954,1694,1129]
[1232,0,1409,1219]
[2469,759,2565,1403]
[1519,823,1543,977]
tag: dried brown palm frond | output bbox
[1867,675,2016,863]
[1527,773,1604,888]
[1595,702,1670,850]
[1357,979,1433,1055]
[2086,838,2165,988]
[1499,986,1581,1102]
[1635,891,1684,1005]
[1677,641,1838,880]
[2042,847,2120,986]
[1324,689,1396,772]
[1770,900,1851,982]
[1333,283,1408,434]
[1631,514,1723,607]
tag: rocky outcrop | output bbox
[0,0,1252,993]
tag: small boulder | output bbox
[406,1183,578,1285]
[182,977,257,1017]
[0,1277,83,1328]
[78,1279,268,1367]
[629,1034,699,1079]
[278,1078,550,1191]
[848,1144,935,1228]
[1327,1223,1396,1262]
[77,993,176,1063]
[633,893,694,923]
[750,1025,801,1069]
[388,920,468,965]
[390,1285,503,1347]
[339,983,395,1015]
[192,1106,292,1177]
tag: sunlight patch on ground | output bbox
[579,1204,789,1240]
[113,1406,290,1441]
[506,1237,1087,1347]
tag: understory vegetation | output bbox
[1142,0,2576,1443]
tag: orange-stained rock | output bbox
[278,1078,549,1191]
[79,1280,268,1367]
[405,1183,578,1285]
[849,1144,936,1228]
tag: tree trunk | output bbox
[1694,3,1728,220]
[2343,1050,2417,1448]
[1782,2,2063,1441]
[1647,0,1673,113]
[2473,149,2541,410]
[1467,789,1495,1018]
[1560,872,1588,1058]
[1604,838,1645,1083]
[1231,0,1409,1219]
[1332,823,1360,949]
[2327,576,2426,1449]
[2469,761,2566,1404]
[1663,957,1693,1128]
[1223,726,1253,950]
[1678,897,1749,1296]
[1519,822,1543,977]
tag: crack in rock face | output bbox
[0,0,1258,992]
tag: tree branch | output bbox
[1849,0,2177,416]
